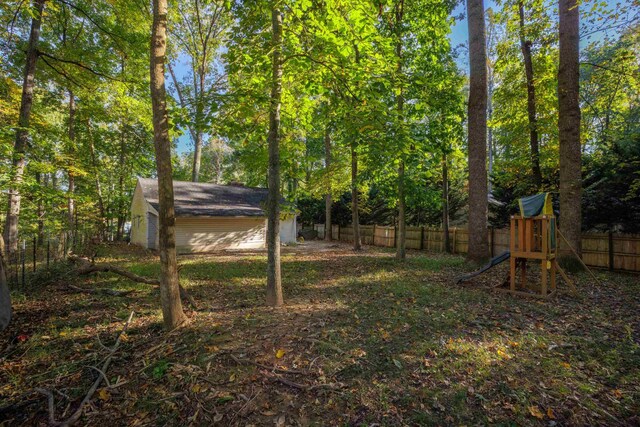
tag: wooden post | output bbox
[608,230,614,271]
[541,217,548,296]
[510,217,516,292]
[420,226,424,250]
[452,227,457,254]
[372,224,376,246]
[46,239,50,267]
[394,225,397,248]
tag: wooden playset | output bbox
[457,193,577,298]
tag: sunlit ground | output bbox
[1,241,638,425]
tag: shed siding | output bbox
[175,217,266,253]
[130,183,150,248]
[280,217,297,244]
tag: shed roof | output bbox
[138,178,270,217]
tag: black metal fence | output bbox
[5,232,93,291]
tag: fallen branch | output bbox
[68,284,134,297]
[68,255,197,309]
[37,311,134,427]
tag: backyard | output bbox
[1,242,638,426]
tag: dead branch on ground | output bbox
[67,284,135,297]
[37,311,134,427]
[68,255,197,309]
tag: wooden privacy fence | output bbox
[313,224,640,272]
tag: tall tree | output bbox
[395,0,407,260]
[466,0,490,263]
[518,0,542,188]
[168,0,228,183]
[66,90,76,250]
[150,0,186,329]
[351,140,361,250]
[442,153,451,253]
[0,238,10,332]
[266,5,284,307]
[324,125,332,241]
[3,0,45,254]
[558,0,582,256]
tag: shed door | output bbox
[175,217,266,252]
[147,213,158,249]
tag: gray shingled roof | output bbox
[138,178,269,217]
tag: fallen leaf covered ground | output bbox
[1,241,638,426]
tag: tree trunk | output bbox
[442,153,451,253]
[558,0,582,256]
[351,141,361,251]
[87,120,107,239]
[467,0,489,263]
[397,160,406,259]
[191,69,206,182]
[116,120,126,240]
[36,172,44,244]
[192,131,203,182]
[67,89,76,251]
[0,237,10,332]
[150,0,186,330]
[266,7,284,307]
[3,0,45,254]
[487,49,494,196]
[518,1,542,188]
[324,126,332,241]
[395,17,406,260]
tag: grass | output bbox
[1,241,638,426]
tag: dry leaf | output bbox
[275,349,285,359]
[547,408,556,419]
[528,405,544,419]
[98,388,110,401]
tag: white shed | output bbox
[130,178,297,253]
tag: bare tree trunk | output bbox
[518,1,542,188]
[192,131,203,182]
[487,14,495,196]
[150,0,186,330]
[351,142,361,251]
[558,0,582,256]
[67,90,76,251]
[116,108,127,241]
[467,0,489,263]
[191,69,206,182]
[36,172,44,244]
[442,153,451,253]
[0,237,10,331]
[266,7,284,307]
[87,120,107,239]
[4,0,45,254]
[397,160,406,259]
[324,126,332,241]
[395,10,406,260]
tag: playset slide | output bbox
[455,251,511,284]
